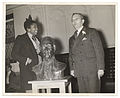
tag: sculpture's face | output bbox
[42,43,54,60]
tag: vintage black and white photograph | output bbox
[4,2,116,95]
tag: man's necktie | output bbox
[74,30,78,39]
[32,36,40,54]
[32,35,37,41]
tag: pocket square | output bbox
[82,31,86,35]
[82,37,87,41]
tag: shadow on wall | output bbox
[83,14,89,27]
[97,30,107,48]
[54,38,64,54]
[84,14,107,48]
[35,17,44,39]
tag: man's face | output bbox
[27,23,38,36]
[72,14,84,30]
[42,43,54,60]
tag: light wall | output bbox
[7,5,115,53]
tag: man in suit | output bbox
[69,13,105,93]
[11,15,41,92]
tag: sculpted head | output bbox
[41,36,56,60]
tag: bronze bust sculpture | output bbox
[32,36,66,80]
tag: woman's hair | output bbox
[24,15,36,31]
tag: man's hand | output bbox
[98,70,104,80]
[25,58,32,66]
[71,70,74,76]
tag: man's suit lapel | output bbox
[72,27,88,50]
[72,27,84,49]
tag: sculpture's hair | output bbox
[41,36,55,45]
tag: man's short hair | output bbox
[72,13,84,20]
[24,15,37,31]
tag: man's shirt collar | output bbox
[77,26,84,36]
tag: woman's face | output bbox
[28,23,38,36]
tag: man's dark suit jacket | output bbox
[11,33,39,91]
[69,27,105,77]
